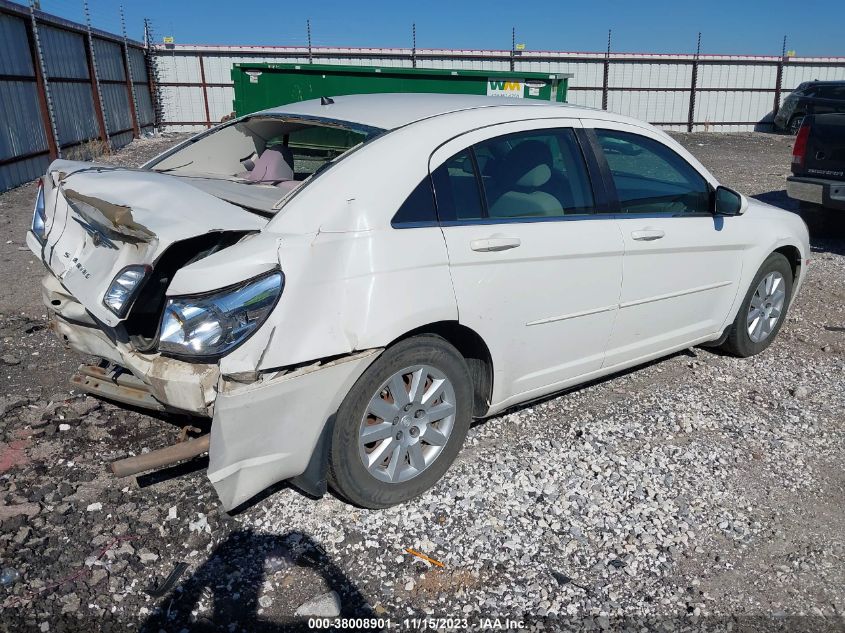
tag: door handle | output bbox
[631,229,665,241]
[470,236,522,252]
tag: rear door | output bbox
[432,120,625,406]
[580,120,751,368]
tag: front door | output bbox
[581,121,751,368]
[432,121,625,407]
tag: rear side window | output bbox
[431,129,595,222]
[595,130,710,215]
[431,149,485,221]
[391,178,438,227]
[475,129,594,218]
[815,85,845,100]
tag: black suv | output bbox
[774,81,845,134]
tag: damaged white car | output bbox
[28,93,810,510]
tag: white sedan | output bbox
[27,93,809,510]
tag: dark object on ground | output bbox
[144,562,189,597]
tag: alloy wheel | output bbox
[357,364,457,484]
[747,271,786,343]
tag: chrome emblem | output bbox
[72,217,117,250]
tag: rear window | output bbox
[148,116,380,183]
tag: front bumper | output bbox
[41,271,382,509]
[787,176,845,211]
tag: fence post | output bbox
[773,36,787,119]
[307,19,312,63]
[510,27,515,72]
[26,2,60,159]
[83,1,110,149]
[602,29,611,111]
[120,6,140,138]
[412,23,417,69]
[143,18,162,128]
[687,32,701,133]
[198,55,211,128]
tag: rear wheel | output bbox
[328,335,473,508]
[720,253,793,357]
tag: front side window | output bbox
[431,128,594,222]
[595,130,710,215]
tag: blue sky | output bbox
[39,0,845,56]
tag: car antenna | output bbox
[320,96,334,105]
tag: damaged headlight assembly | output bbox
[158,270,284,358]
[31,179,47,243]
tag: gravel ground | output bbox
[0,131,844,632]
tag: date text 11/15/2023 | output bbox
[307,617,527,630]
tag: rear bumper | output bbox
[43,272,219,415]
[209,349,380,509]
[787,176,845,210]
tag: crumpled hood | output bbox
[33,160,267,327]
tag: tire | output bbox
[788,115,804,135]
[720,253,793,357]
[328,334,473,508]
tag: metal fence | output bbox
[0,0,156,191]
[153,44,845,134]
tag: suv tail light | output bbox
[792,123,810,167]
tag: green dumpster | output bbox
[231,63,572,117]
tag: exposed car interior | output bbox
[151,116,371,181]
[148,116,375,213]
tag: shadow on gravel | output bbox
[141,530,375,632]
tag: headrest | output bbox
[247,148,293,182]
[501,140,553,189]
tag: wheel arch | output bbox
[773,244,802,285]
[390,321,494,418]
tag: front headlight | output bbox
[31,179,47,243]
[158,270,283,359]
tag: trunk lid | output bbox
[34,160,267,327]
[793,114,845,180]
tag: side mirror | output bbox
[714,186,745,216]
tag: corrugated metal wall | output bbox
[0,1,157,192]
[154,45,845,135]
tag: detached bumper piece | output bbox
[70,363,165,412]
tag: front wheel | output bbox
[328,335,473,508]
[720,253,793,357]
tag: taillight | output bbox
[31,178,47,243]
[792,124,810,167]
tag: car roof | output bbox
[257,92,600,131]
